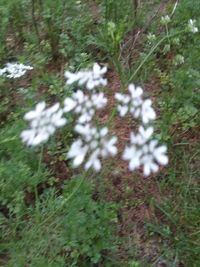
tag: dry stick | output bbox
[171,0,179,17]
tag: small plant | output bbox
[2,178,117,266]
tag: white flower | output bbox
[85,149,102,171]
[65,63,107,90]
[101,136,118,157]
[141,99,156,124]
[115,92,130,116]
[122,127,168,176]
[64,90,107,123]
[173,54,185,66]
[115,84,143,117]
[68,124,118,171]
[0,63,33,78]
[115,84,156,124]
[128,84,143,99]
[68,139,89,167]
[188,19,198,33]
[141,140,168,176]
[147,33,156,43]
[130,126,154,145]
[21,102,67,146]
[161,15,171,25]
[123,146,142,171]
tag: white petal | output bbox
[46,125,56,134]
[54,118,67,127]
[128,84,143,98]
[74,90,85,103]
[118,105,128,117]
[115,93,125,102]
[32,131,49,146]
[78,113,91,123]
[106,136,118,156]
[73,152,87,167]
[73,153,85,167]
[85,149,101,171]
[36,102,46,113]
[93,63,101,74]
[143,163,151,176]
[68,139,83,158]
[64,98,77,112]
[86,79,95,90]
[74,124,91,136]
[139,126,154,141]
[24,111,38,121]
[129,156,140,171]
[46,103,60,116]
[150,162,159,173]
[122,146,135,160]
[154,146,168,165]
[100,127,108,137]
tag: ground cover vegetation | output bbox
[0,0,200,266]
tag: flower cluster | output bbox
[0,63,33,78]
[68,124,117,171]
[21,102,66,146]
[64,90,107,123]
[65,63,107,90]
[188,19,198,33]
[21,63,168,176]
[115,84,156,124]
[123,126,168,176]
[64,63,117,171]
[115,83,168,175]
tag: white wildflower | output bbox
[0,63,33,78]
[85,149,102,171]
[123,146,143,171]
[188,19,198,33]
[173,54,185,66]
[68,124,118,171]
[161,15,171,25]
[123,127,168,176]
[65,63,107,90]
[64,90,107,123]
[130,126,154,145]
[141,99,156,124]
[115,84,143,117]
[21,102,67,146]
[68,139,88,167]
[141,140,168,176]
[115,84,156,124]
[147,33,156,43]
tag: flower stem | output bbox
[35,145,43,222]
